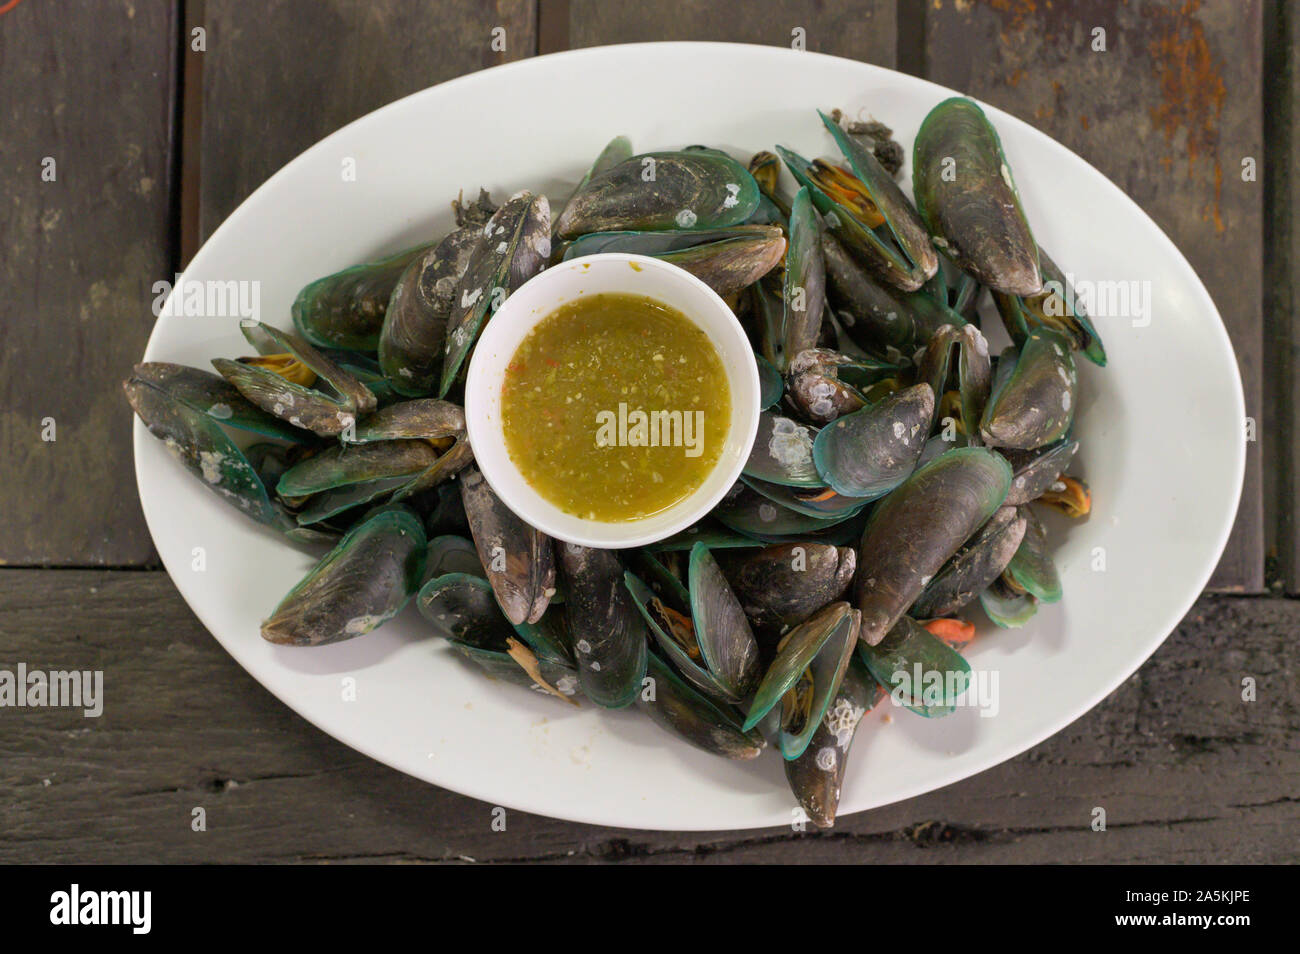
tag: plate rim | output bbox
[134,41,1247,831]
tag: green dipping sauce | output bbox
[501,293,731,522]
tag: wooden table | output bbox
[1,0,1296,862]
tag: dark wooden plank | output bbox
[567,0,898,67]
[2,569,1294,862]
[1264,0,1299,593]
[923,0,1266,592]
[178,0,206,267]
[0,0,177,567]
[199,0,537,240]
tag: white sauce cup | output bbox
[464,252,760,548]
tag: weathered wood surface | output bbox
[566,0,898,66]
[0,0,176,567]
[0,0,1291,863]
[199,0,537,239]
[0,570,1294,863]
[921,0,1265,592]
[1265,0,1299,592]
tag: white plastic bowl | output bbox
[464,252,761,548]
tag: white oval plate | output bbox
[135,43,1244,831]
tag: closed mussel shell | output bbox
[719,542,856,634]
[913,97,1041,297]
[262,507,427,646]
[559,544,649,709]
[379,201,493,397]
[123,365,280,526]
[292,241,436,351]
[813,383,933,499]
[554,151,759,238]
[980,328,1077,450]
[853,446,1012,646]
[911,505,1028,618]
[460,465,556,626]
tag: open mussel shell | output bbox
[290,473,416,529]
[785,655,880,828]
[781,186,827,366]
[779,606,859,759]
[213,321,376,437]
[460,465,556,626]
[123,364,281,525]
[559,225,764,260]
[559,544,649,709]
[853,446,1012,646]
[625,571,735,703]
[439,192,551,397]
[291,241,436,352]
[346,398,472,498]
[379,198,494,397]
[1002,439,1079,505]
[775,117,936,294]
[554,150,759,238]
[1005,506,1062,603]
[994,246,1106,367]
[816,110,937,288]
[913,97,1041,297]
[743,602,856,737]
[916,323,992,438]
[637,654,765,761]
[261,507,427,646]
[981,574,1038,628]
[979,328,1076,450]
[812,382,933,499]
[719,542,856,633]
[688,543,762,700]
[858,615,971,718]
[911,505,1027,617]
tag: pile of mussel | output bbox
[126,98,1100,827]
